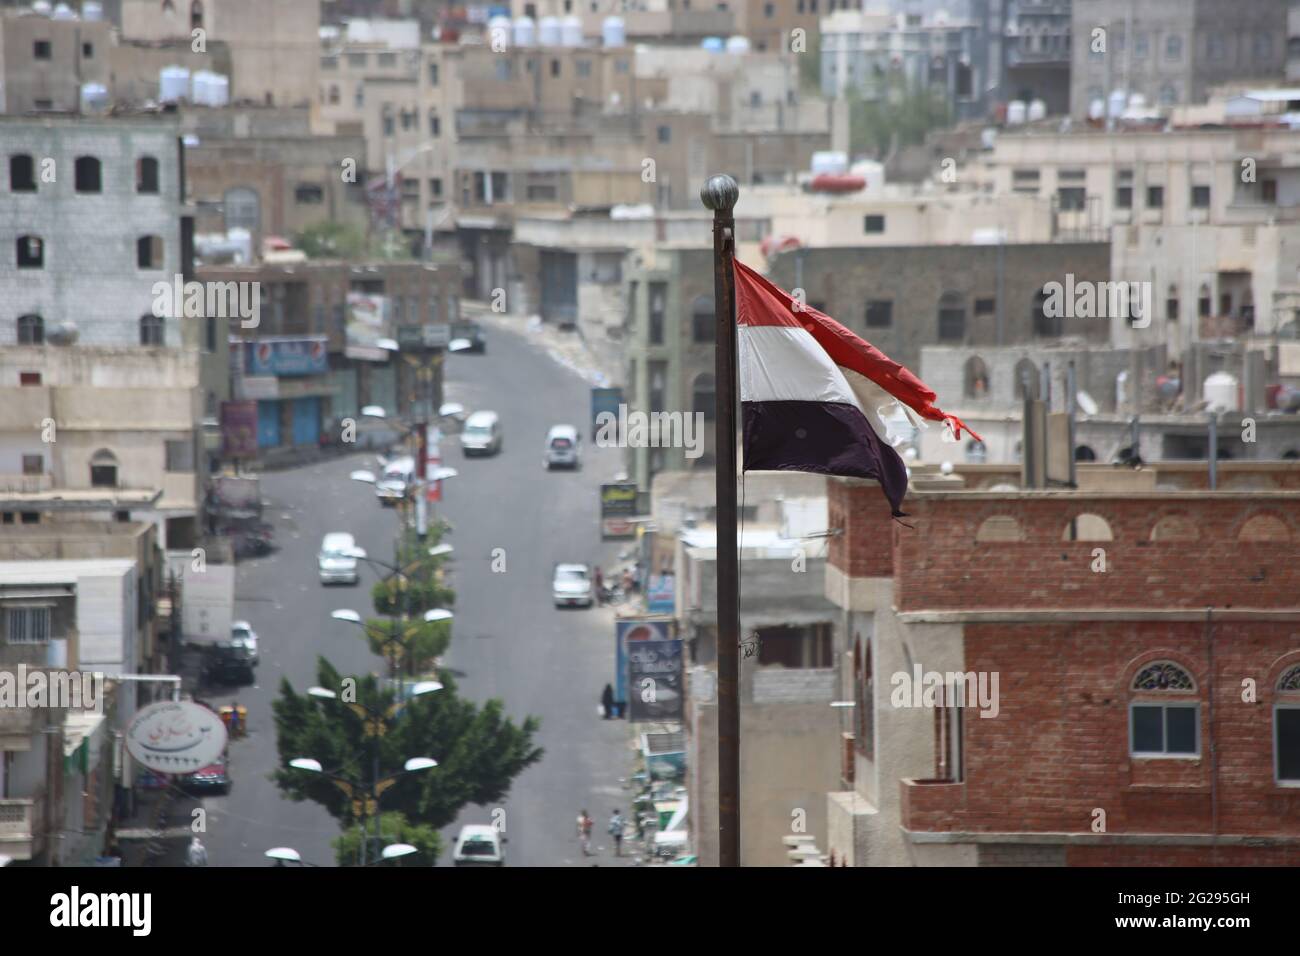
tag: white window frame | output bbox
[1129,700,1200,758]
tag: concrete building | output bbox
[0,114,228,550]
[820,8,986,121]
[969,123,1300,354]
[202,254,461,462]
[822,460,1300,866]
[1070,0,1287,119]
[0,5,112,114]
[119,0,319,108]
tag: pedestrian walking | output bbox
[594,567,605,605]
[577,808,594,856]
[600,683,614,719]
[608,809,626,857]
[186,836,208,867]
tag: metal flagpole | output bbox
[701,173,741,867]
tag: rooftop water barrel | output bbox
[1006,100,1027,124]
[1203,372,1240,413]
[602,16,625,47]
[560,15,583,46]
[512,16,535,47]
[1027,98,1046,121]
[160,65,190,103]
[538,16,561,46]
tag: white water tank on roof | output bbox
[160,65,190,103]
[52,2,77,19]
[82,1,103,21]
[512,16,535,47]
[32,0,52,15]
[538,16,561,46]
[80,82,108,113]
[1028,98,1046,121]
[726,35,750,55]
[602,16,625,47]
[1088,97,1105,121]
[1108,88,1127,118]
[1006,100,1027,124]
[810,150,848,176]
[701,36,725,52]
[488,15,512,47]
[560,15,583,46]
[1203,372,1240,413]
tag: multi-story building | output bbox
[0,114,227,551]
[1070,0,1287,118]
[0,5,112,113]
[969,123,1300,354]
[119,0,319,108]
[823,460,1300,866]
[201,254,462,462]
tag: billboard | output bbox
[126,701,228,775]
[246,337,328,377]
[626,639,684,722]
[646,575,675,615]
[614,617,673,708]
[600,482,639,538]
[345,292,392,362]
[220,401,258,458]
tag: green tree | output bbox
[272,658,543,831]
[333,811,442,867]
[848,77,951,159]
[295,221,368,260]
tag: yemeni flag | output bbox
[735,258,980,516]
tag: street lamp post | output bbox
[330,605,452,703]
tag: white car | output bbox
[318,532,361,585]
[451,825,505,867]
[230,620,259,665]
[544,425,581,470]
[460,410,502,456]
[376,456,414,505]
[552,563,593,608]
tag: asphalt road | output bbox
[202,322,639,867]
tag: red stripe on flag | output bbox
[733,257,982,442]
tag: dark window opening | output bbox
[74,156,102,193]
[9,154,36,192]
[17,235,44,268]
[136,156,160,194]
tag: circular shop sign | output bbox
[126,700,228,775]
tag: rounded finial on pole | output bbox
[700,173,739,213]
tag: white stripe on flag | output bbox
[739,324,894,442]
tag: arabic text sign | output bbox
[126,700,228,775]
[246,337,328,377]
[615,617,672,705]
[627,639,684,722]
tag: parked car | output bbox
[544,424,581,470]
[202,643,255,686]
[376,456,415,505]
[451,825,505,866]
[230,620,259,666]
[460,411,502,456]
[552,562,593,608]
[319,532,361,585]
[178,756,231,796]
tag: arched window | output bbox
[1074,445,1097,461]
[963,356,989,398]
[1277,664,1300,783]
[136,156,159,194]
[1165,284,1179,321]
[140,314,165,346]
[74,156,102,193]
[90,449,119,487]
[1238,513,1291,541]
[162,0,176,16]
[137,235,164,269]
[17,314,44,345]
[9,153,36,192]
[964,438,987,463]
[937,291,965,341]
[223,186,260,232]
[16,235,44,268]
[692,372,715,421]
[190,0,204,29]
[691,295,714,344]
[1150,514,1198,541]
[1130,660,1198,757]
[1062,513,1113,542]
[1013,358,1038,401]
[1197,282,1212,318]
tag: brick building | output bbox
[823,461,1300,866]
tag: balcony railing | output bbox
[0,473,54,494]
[0,795,44,861]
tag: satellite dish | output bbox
[1076,390,1098,416]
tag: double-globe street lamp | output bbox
[265,843,418,867]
